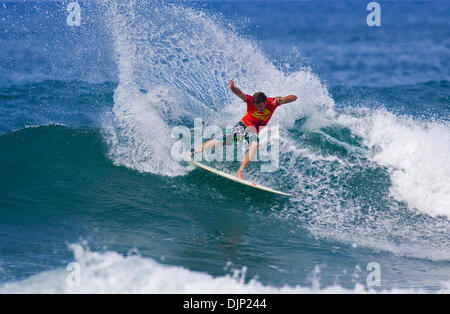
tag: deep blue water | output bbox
[0,0,449,293]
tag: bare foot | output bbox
[236,170,244,180]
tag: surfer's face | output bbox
[255,101,266,111]
[252,92,267,111]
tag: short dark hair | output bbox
[252,92,267,104]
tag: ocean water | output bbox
[0,0,449,293]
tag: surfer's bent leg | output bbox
[192,139,222,156]
[236,140,258,180]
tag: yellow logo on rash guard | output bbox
[251,109,271,121]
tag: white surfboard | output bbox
[191,160,293,197]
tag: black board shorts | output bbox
[221,121,259,146]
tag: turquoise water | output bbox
[0,1,449,293]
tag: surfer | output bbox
[191,80,297,179]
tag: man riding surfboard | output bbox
[191,80,297,179]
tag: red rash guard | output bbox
[240,94,280,133]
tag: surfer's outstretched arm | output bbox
[274,95,298,105]
[228,80,246,101]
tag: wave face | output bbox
[0,0,449,292]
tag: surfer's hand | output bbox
[228,80,234,89]
[273,97,281,105]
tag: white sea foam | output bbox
[275,111,450,261]
[338,109,450,219]
[1,245,448,294]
